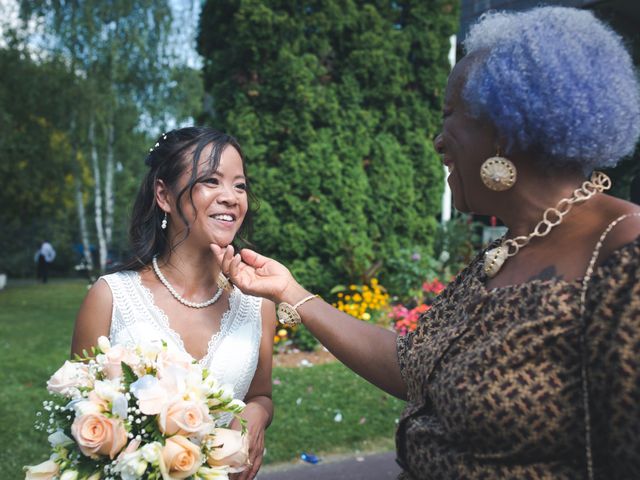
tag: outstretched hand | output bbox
[211,245,296,303]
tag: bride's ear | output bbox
[155,179,172,214]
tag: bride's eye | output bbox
[235,183,247,191]
[203,177,219,186]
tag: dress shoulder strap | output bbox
[99,271,144,338]
[579,211,640,480]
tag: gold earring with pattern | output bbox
[480,148,517,191]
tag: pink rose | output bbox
[47,361,91,397]
[155,349,194,379]
[206,429,249,472]
[24,459,59,480]
[159,400,213,437]
[101,345,138,379]
[71,413,128,459]
[161,435,202,479]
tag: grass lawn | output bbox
[0,280,405,478]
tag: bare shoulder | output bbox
[260,298,277,330]
[71,278,113,357]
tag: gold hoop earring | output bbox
[480,149,517,191]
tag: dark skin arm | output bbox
[212,245,407,400]
[229,299,277,480]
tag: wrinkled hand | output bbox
[211,245,296,303]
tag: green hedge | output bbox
[198,0,460,296]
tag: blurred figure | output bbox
[34,240,56,283]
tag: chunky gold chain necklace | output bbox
[483,171,611,278]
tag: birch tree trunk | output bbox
[105,121,115,246]
[89,116,108,271]
[70,116,93,271]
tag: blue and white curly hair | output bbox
[463,6,640,173]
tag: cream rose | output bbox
[71,413,128,459]
[159,400,213,437]
[99,344,138,379]
[161,435,202,479]
[47,361,91,397]
[156,349,194,379]
[205,429,248,472]
[130,375,171,415]
[24,459,59,480]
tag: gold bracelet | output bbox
[276,294,318,327]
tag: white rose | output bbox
[72,399,103,416]
[92,379,127,418]
[97,336,111,353]
[202,374,219,395]
[196,465,230,480]
[136,340,162,362]
[47,430,73,448]
[24,459,59,480]
[114,450,148,480]
[184,365,208,401]
[60,470,78,480]
[94,379,122,401]
[47,361,92,397]
[130,375,170,415]
[139,442,163,464]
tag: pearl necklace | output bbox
[483,171,611,278]
[152,256,223,308]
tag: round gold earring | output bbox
[480,149,517,191]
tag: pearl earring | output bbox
[161,212,168,230]
[480,148,517,191]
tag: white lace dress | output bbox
[100,271,263,407]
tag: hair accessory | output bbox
[148,132,168,153]
[480,149,517,191]
[152,255,223,308]
[161,212,168,230]
[483,171,611,278]
[277,294,318,327]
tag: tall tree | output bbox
[19,0,202,271]
[198,0,459,294]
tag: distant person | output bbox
[34,240,56,283]
[630,173,640,204]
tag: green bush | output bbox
[198,0,460,296]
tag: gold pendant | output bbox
[484,245,508,278]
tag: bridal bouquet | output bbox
[25,337,248,480]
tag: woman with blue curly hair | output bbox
[213,6,640,479]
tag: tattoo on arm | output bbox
[529,265,564,282]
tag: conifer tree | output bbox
[198,0,459,294]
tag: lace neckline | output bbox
[132,270,238,365]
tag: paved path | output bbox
[260,451,400,480]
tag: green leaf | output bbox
[121,362,138,385]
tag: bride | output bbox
[71,127,275,480]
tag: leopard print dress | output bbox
[395,237,640,479]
